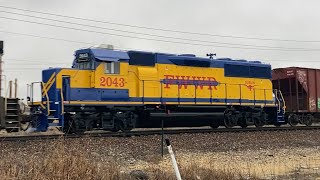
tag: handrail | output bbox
[30,81,42,105]
[253,89,256,106]
[274,89,281,112]
[129,76,274,105]
[41,82,50,115]
[278,90,286,112]
[60,88,64,115]
[142,80,144,104]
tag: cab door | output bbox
[62,76,70,101]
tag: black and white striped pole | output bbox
[0,41,3,97]
[165,138,182,180]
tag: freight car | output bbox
[272,67,319,126]
[0,97,21,132]
[27,47,286,133]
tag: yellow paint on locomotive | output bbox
[53,61,274,106]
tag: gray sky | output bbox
[0,0,320,98]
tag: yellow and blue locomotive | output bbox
[28,47,286,132]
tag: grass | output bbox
[1,138,318,180]
[0,139,257,180]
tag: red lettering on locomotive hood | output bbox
[163,75,219,90]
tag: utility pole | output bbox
[14,78,17,98]
[0,41,3,97]
[9,80,12,98]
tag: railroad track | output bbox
[1,126,320,142]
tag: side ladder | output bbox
[4,98,20,132]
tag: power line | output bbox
[2,16,320,52]
[1,31,320,63]
[0,5,319,43]
[4,58,69,64]
[0,30,146,52]
[0,30,93,45]
[1,10,317,50]
[6,67,67,70]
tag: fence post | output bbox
[165,139,182,180]
[161,118,164,157]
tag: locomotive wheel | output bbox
[19,115,31,131]
[304,114,314,126]
[210,121,220,129]
[254,112,266,128]
[288,114,299,127]
[254,117,264,128]
[237,117,248,128]
[20,122,31,131]
[63,114,87,134]
[118,120,133,132]
[110,125,120,132]
[274,123,281,127]
[63,114,77,134]
[224,111,237,128]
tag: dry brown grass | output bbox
[0,138,258,180]
[0,140,123,180]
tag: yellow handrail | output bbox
[41,82,50,115]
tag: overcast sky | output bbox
[0,0,320,98]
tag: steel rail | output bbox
[1,126,320,142]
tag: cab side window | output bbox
[105,62,120,74]
[76,53,93,69]
[78,61,92,69]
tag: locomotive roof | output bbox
[74,48,270,68]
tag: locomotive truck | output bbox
[27,47,293,133]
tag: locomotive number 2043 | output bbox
[100,77,125,87]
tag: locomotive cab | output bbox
[27,47,131,132]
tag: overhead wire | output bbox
[0,31,319,64]
[0,5,319,43]
[0,30,93,45]
[4,58,69,64]
[0,30,319,63]
[0,30,148,52]
[0,6,319,63]
[0,10,318,50]
[1,16,320,51]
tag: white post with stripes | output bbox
[165,138,182,180]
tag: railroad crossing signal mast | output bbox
[0,41,3,97]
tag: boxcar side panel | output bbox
[316,70,320,112]
[307,69,317,112]
[273,67,320,113]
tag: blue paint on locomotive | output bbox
[62,87,274,104]
[67,88,129,101]
[73,48,130,67]
[162,79,220,87]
